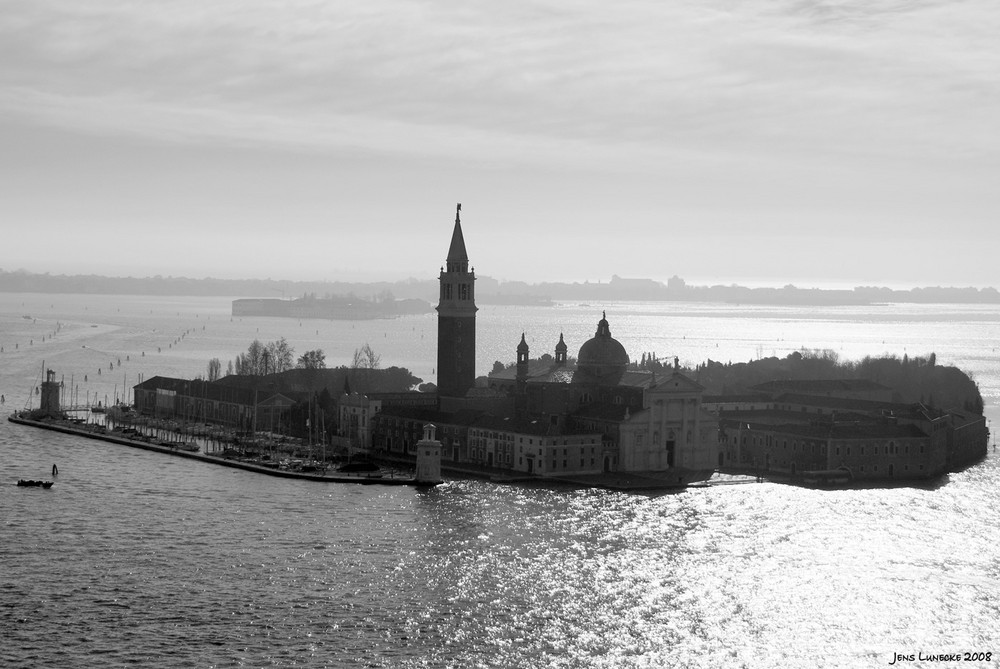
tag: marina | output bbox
[8,412,436,486]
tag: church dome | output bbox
[575,312,629,384]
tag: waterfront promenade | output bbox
[7,413,433,486]
[9,412,730,492]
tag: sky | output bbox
[1,0,998,289]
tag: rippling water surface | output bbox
[2,294,999,667]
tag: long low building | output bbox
[720,419,944,480]
[372,408,606,476]
[133,376,298,431]
[714,388,987,481]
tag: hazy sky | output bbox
[1,1,997,288]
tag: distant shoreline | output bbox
[1,270,997,306]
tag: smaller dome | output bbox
[516,333,529,353]
[555,333,567,353]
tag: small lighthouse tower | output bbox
[415,423,443,485]
[39,369,62,418]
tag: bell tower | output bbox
[437,203,477,399]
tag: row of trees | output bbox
[692,349,983,414]
[206,340,383,380]
[233,338,296,376]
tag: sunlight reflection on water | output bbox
[2,295,1000,666]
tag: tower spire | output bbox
[447,203,469,266]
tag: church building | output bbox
[370,205,720,484]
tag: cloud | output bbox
[3,0,998,167]
[2,0,999,287]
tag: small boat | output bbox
[17,479,54,488]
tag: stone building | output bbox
[371,206,719,483]
[714,389,987,481]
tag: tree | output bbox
[351,342,381,369]
[348,343,382,394]
[235,339,266,375]
[207,358,222,381]
[267,337,295,373]
[297,349,327,369]
[226,360,234,376]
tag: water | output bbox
[2,294,999,667]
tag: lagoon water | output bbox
[2,293,999,667]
